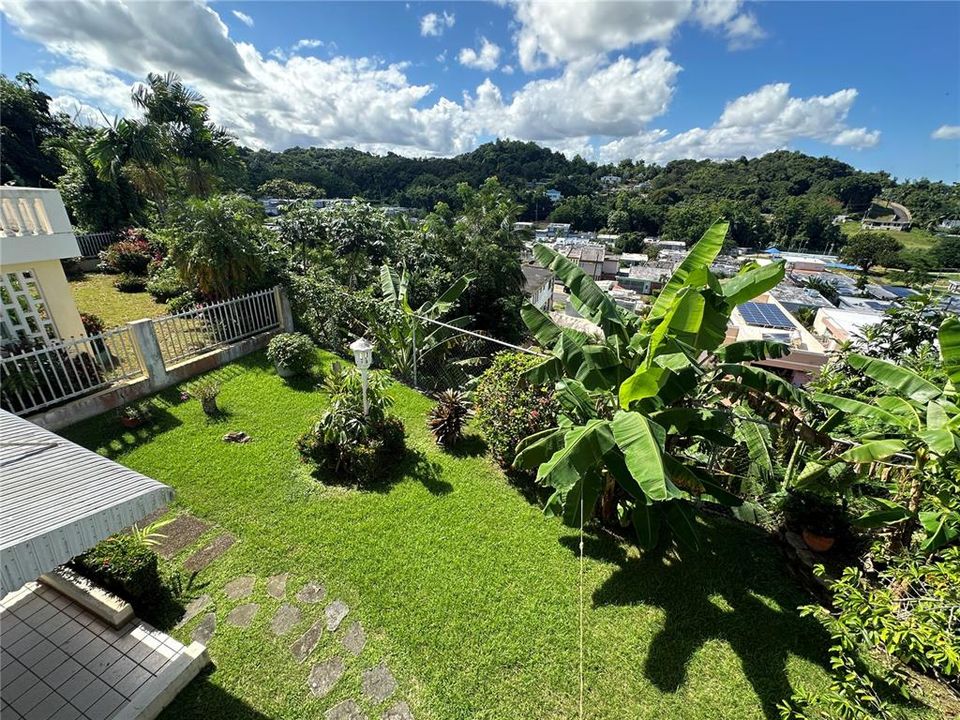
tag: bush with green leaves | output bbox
[266,332,316,376]
[114,272,148,292]
[286,268,377,352]
[146,261,189,302]
[73,530,163,605]
[297,362,405,484]
[167,291,197,314]
[473,352,561,470]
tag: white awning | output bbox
[0,411,174,595]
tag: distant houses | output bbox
[860,199,912,231]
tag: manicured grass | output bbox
[63,352,855,720]
[840,221,943,252]
[69,272,168,327]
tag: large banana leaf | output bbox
[555,379,597,422]
[645,220,729,327]
[811,392,904,427]
[714,340,790,364]
[875,396,922,430]
[939,316,960,387]
[856,498,912,528]
[667,290,729,353]
[618,366,668,409]
[847,354,941,404]
[632,502,661,550]
[520,301,562,347]
[422,271,477,318]
[720,260,786,306]
[610,411,681,501]
[735,419,774,478]
[513,427,566,469]
[719,364,813,409]
[839,439,907,463]
[664,500,700,552]
[536,419,615,494]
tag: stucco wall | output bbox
[4,259,85,340]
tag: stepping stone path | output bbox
[224,575,256,600]
[266,573,288,599]
[270,603,302,636]
[290,618,325,663]
[362,662,397,704]
[226,603,259,628]
[341,621,366,656]
[155,514,211,559]
[184,532,236,573]
[192,613,216,644]
[176,594,211,629]
[382,702,414,720]
[327,699,366,720]
[297,580,326,604]
[307,656,345,698]
[325,600,349,631]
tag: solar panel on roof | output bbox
[882,285,916,298]
[738,301,795,329]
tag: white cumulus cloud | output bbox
[932,125,960,140]
[420,11,454,37]
[458,37,501,71]
[231,10,253,27]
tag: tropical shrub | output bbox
[775,489,845,537]
[74,530,163,605]
[297,362,405,484]
[427,389,472,447]
[193,379,221,416]
[146,261,189,302]
[266,332,316,376]
[474,352,561,470]
[167,291,197,314]
[286,268,377,353]
[512,220,831,550]
[99,237,153,275]
[80,312,105,336]
[114,272,147,292]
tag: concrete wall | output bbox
[5,259,87,340]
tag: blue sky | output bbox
[2,1,958,180]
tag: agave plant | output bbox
[513,219,832,551]
[427,389,472,446]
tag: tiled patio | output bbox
[1,582,202,720]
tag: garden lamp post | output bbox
[349,337,374,416]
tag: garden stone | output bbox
[382,701,414,720]
[326,699,366,720]
[176,594,211,628]
[183,532,236,573]
[270,603,301,636]
[192,613,216,644]
[266,573,288,599]
[224,575,256,600]
[362,662,397,704]
[325,599,349,631]
[290,618,324,663]
[226,603,259,628]
[297,580,326,604]
[307,656,344,697]
[155,514,211,559]
[341,621,366,655]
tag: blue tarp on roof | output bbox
[882,285,919,298]
[765,247,781,254]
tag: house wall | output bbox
[3,259,86,340]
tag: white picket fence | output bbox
[0,327,144,415]
[75,231,116,258]
[151,287,281,366]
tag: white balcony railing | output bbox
[0,188,81,265]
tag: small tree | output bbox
[841,232,903,274]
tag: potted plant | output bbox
[778,490,843,552]
[119,401,153,429]
[266,332,316,378]
[193,380,221,416]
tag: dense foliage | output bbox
[0,73,68,185]
[266,332,317,376]
[427,389,472,447]
[74,531,164,606]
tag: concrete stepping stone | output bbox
[192,613,216,644]
[325,600,349,631]
[183,532,236,573]
[290,618,324,663]
[326,700,366,720]
[270,603,302,636]
[224,575,256,600]
[362,662,397,704]
[296,580,325,604]
[307,656,344,698]
[382,702,414,720]
[176,594,211,629]
[226,603,259,628]
[266,573,288,599]
[154,514,211,559]
[341,621,366,656]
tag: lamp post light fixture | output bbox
[349,337,374,416]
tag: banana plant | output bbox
[809,317,960,553]
[513,219,822,551]
[373,264,476,382]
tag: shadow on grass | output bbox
[97,403,183,460]
[158,664,274,720]
[444,432,489,458]
[311,447,454,496]
[562,519,831,720]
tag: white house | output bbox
[545,189,562,202]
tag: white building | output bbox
[522,265,554,310]
[600,175,622,186]
[814,307,882,350]
[545,189,562,202]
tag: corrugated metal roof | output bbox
[0,411,174,595]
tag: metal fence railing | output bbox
[0,327,144,416]
[75,231,116,258]
[151,287,280,367]
[406,314,546,392]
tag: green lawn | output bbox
[62,352,859,720]
[840,221,943,252]
[69,272,169,327]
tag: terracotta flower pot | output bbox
[120,416,143,429]
[802,529,835,552]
